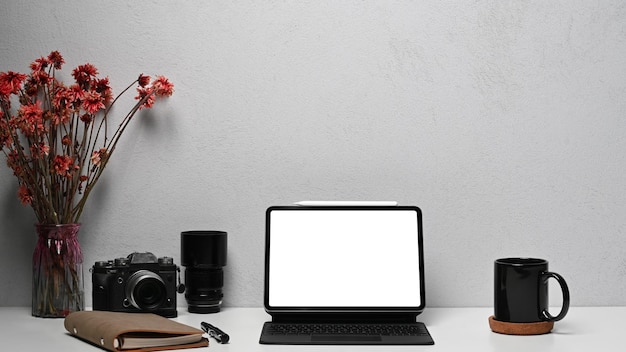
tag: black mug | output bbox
[494,258,570,323]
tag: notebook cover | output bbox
[64,311,208,351]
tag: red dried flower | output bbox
[17,102,45,136]
[29,143,50,159]
[53,154,73,176]
[90,148,107,166]
[32,70,52,86]
[0,71,28,96]
[138,74,150,88]
[83,91,105,114]
[23,76,39,96]
[52,85,69,109]
[80,113,93,124]
[6,150,22,175]
[29,57,49,72]
[47,51,65,70]
[67,84,87,108]
[72,63,98,87]
[18,185,33,205]
[94,77,112,104]
[52,110,71,126]
[135,87,155,109]
[152,75,174,97]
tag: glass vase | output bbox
[32,223,84,317]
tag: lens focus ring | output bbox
[184,267,224,313]
[125,270,167,310]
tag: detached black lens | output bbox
[181,231,227,313]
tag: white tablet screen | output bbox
[267,208,423,308]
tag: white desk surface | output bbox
[0,306,621,351]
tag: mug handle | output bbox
[541,271,570,321]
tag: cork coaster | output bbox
[488,316,553,335]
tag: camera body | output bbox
[92,252,178,318]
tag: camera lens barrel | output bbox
[181,231,227,268]
[181,231,227,313]
[184,267,224,313]
[125,270,167,310]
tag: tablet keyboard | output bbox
[267,323,430,336]
[260,321,434,345]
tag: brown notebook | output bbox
[64,311,209,351]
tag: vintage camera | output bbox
[92,252,179,318]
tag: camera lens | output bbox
[126,270,167,311]
[181,231,227,313]
[184,267,224,313]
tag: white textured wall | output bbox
[1,1,625,308]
